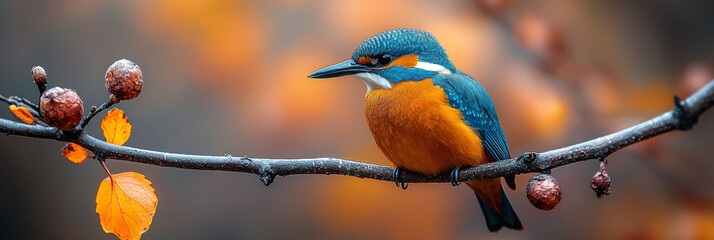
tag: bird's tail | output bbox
[466,181,523,232]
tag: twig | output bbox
[13,96,40,112]
[0,95,11,105]
[78,101,115,129]
[0,94,48,126]
[0,80,712,186]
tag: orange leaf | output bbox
[9,105,34,124]
[61,143,88,164]
[96,172,158,240]
[101,108,132,145]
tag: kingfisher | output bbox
[308,28,522,232]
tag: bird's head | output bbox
[308,28,455,90]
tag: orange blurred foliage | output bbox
[678,62,712,97]
[502,65,569,140]
[129,0,267,95]
[239,43,339,134]
[428,16,498,75]
[312,146,469,239]
[316,177,459,239]
[670,207,714,240]
[320,0,424,41]
[474,0,514,16]
[581,73,621,116]
[96,172,158,240]
[101,108,132,146]
[623,81,675,114]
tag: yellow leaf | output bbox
[101,108,132,145]
[61,143,88,164]
[9,105,34,124]
[96,172,157,240]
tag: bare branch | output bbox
[1,80,713,186]
[14,96,40,112]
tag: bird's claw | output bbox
[450,167,461,186]
[393,167,408,190]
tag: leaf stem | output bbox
[99,159,114,181]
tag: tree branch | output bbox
[1,80,713,186]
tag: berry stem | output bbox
[36,84,46,98]
[78,100,115,129]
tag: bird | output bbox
[308,28,522,232]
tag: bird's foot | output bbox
[450,167,461,187]
[393,167,408,190]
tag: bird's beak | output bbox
[307,59,371,79]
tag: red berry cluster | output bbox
[33,59,143,131]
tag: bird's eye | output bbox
[377,54,392,66]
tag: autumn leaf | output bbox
[9,105,34,124]
[96,172,157,240]
[62,143,88,164]
[101,108,132,145]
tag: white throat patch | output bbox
[415,61,452,75]
[352,61,452,91]
[353,72,393,91]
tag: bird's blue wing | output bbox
[433,72,515,189]
[433,71,516,189]
[433,72,511,160]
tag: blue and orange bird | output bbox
[308,28,522,232]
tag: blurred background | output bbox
[1,0,714,239]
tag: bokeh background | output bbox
[1,0,714,239]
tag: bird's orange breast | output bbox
[364,79,491,175]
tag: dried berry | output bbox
[526,173,562,210]
[105,59,143,101]
[40,87,84,130]
[32,66,47,92]
[32,66,47,85]
[591,162,611,198]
